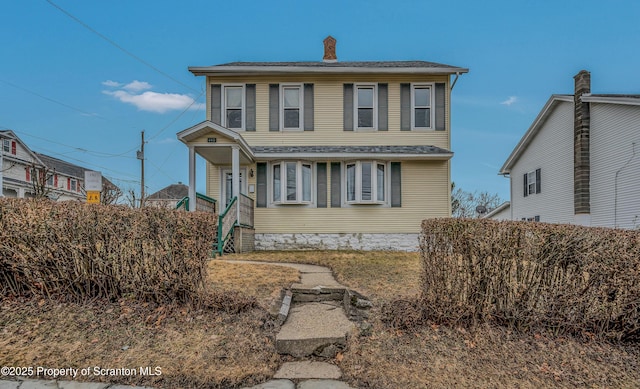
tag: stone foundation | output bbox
[254,233,419,251]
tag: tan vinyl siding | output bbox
[253,160,449,233]
[206,74,450,150]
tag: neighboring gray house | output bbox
[498,71,640,229]
[483,201,511,221]
[146,183,189,209]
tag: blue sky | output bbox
[2,0,639,201]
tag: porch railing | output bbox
[176,193,217,213]
[217,194,254,255]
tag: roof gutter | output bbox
[189,66,469,77]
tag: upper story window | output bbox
[345,161,387,204]
[523,168,541,197]
[412,85,433,129]
[272,161,312,204]
[224,86,244,129]
[355,85,376,130]
[282,85,303,130]
[2,139,10,153]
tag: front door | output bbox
[222,168,245,207]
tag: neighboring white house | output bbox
[1,130,113,201]
[497,71,640,229]
[483,201,511,221]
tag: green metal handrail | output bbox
[176,193,217,212]
[217,196,238,255]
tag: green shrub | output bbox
[0,198,217,303]
[419,218,640,341]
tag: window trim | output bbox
[411,83,435,130]
[344,160,388,205]
[222,84,245,130]
[2,139,10,153]
[270,161,314,205]
[354,84,378,131]
[280,84,304,131]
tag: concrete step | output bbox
[290,285,346,302]
[274,362,341,380]
[275,302,354,358]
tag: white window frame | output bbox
[354,84,377,131]
[280,84,304,131]
[527,170,536,196]
[70,178,77,192]
[222,85,245,130]
[2,139,9,153]
[411,83,435,130]
[344,160,388,205]
[271,161,314,205]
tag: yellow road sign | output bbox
[87,191,100,204]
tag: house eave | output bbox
[580,94,640,106]
[499,94,574,174]
[189,66,469,77]
[254,152,453,161]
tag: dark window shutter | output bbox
[400,83,411,131]
[269,84,279,131]
[378,83,388,131]
[11,141,17,155]
[256,163,267,208]
[67,177,71,190]
[535,168,541,194]
[343,84,354,131]
[435,83,446,131]
[245,84,256,131]
[304,83,314,131]
[316,163,327,208]
[523,173,528,197]
[331,162,341,207]
[211,84,221,125]
[391,162,402,207]
[25,168,30,182]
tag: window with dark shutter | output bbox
[378,83,388,131]
[400,84,411,131]
[245,84,256,131]
[316,163,327,208]
[535,168,541,194]
[11,141,17,155]
[211,84,221,125]
[523,173,528,197]
[435,83,446,131]
[269,84,279,131]
[256,163,267,208]
[304,83,314,131]
[391,162,402,207]
[330,162,341,207]
[343,84,354,131]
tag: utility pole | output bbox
[137,130,145,208]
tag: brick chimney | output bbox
[323,36,337,63]
[573,70,591,220]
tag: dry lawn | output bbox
[2,251,639,388]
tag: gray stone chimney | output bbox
[574,70,591,217]
[323,36,337,63]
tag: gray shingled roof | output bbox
[217,61,462,69]
[252,145,451,154]
[147,183,189,200]
[35,153,85,179]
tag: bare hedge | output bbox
[0,198,217,303]
[420,218,640,341]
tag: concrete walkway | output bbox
[1,260,360,389]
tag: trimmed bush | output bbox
[0,198,217,303]
[420,218,640,341]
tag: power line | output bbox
[44,0,199,94]
[147,89,205,142]
[0,78,102,118]
[13,129,137,159]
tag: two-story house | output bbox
[1,130,112,202]
[178,37,468,250]
[497,71,640,229]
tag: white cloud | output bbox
[102,80,122,88]
[501,96,518,106]
[156,137,177,145]
[102,80,204,113]
[123,80,152,92]
[104,89,204,113]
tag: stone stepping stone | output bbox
[274,361,341,380]
[298,380,356,389]
[276,302,354,358]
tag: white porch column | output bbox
[188,145,196,212]
[231,145,240,221]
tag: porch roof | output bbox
[252,145,453,160]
